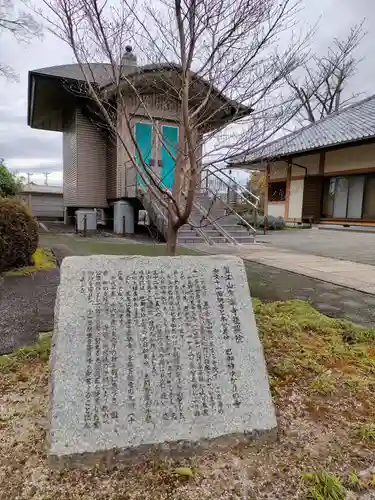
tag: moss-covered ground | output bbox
[3,248,56,276]
[0,300,374,499]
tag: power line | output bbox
[43,172,51,186]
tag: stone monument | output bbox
[49,255,277,468]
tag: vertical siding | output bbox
[302,176,323,222]
[76,109,107,207]
[106,132,117,200]
[30,194,64,218]
[116,108,137,198]
[62,111,77,206]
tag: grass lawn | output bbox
[0,301,374,499]
[39,234,201,256]
[3,248,56,276]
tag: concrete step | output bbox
[209,237,233,244]
[224,231,254,237]
[189,212,228,219]
[220,224,253,230]
[178,235,234,245]
[178,230,221,238]
[180,225,255,240]
[178,238,206,244]
[178,234,255,244]
[178,228,202,234]
[220,220,254,226]
[198,228,227,235]
[228,236,255,243]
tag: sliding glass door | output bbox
[332,177,349,217]
[323,174,366,219]
[347,176,364,218]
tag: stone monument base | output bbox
[49,255,277,469]
[49,427,278,469]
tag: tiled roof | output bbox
[32,63,115,85]
[232,95,375,165]
[29,62,252,124]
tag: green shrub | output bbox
[0,163,22,198]
[0,197,39,273]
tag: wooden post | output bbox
[122,216,126,236]
[285,162,292,220]
[83,214,87,237]
[264,163,270,216]
[263,162,270,234]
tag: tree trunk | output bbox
[166,218,178,256]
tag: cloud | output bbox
[0,9,71,183]
[0,0,374,189]
[1,135,62,165]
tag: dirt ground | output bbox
[0,301,374,500]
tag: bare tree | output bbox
[34,0,309,254]
[0,0,41,80]
[286,22,366,125]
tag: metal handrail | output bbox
[136,184,213,246]
[205,184,256,235]
[201,167,260,209]
[145,191,168,223]
[181,191,237,245]
[219,168,260,206]
[172,196,213,245]
[137,187,168,237]
[224,177,259,210]
[136,168,257,245]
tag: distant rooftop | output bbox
[232,94,375,165]
[21,183,63,194]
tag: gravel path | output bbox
[0,245,75,355]
[0,268,60,355]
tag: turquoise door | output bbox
[135,122,153,187]
[161,125,178,189]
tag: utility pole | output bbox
[43,172,50,186]
[26,172,33,184]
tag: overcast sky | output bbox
[1,0,374,186]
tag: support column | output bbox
[316,152,326,223]
[114,200,135,234]
[284,162,292,220]
[263,163,270,216]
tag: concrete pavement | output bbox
[255,228,375,266]
[192,243,375,295]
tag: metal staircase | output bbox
[137,168,260,246]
